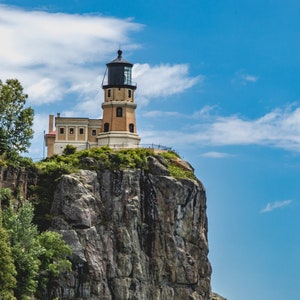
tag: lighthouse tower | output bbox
[97,50,141,148]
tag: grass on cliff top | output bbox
[36,146,154,175]
[1,146,195,181]
[36,146,195,180]
[159,151,197,180]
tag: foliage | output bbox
[38,146,154,172]
[62,144,77,156]
[0,127,7,155]
[2,200,72,299]
[0,79,34,155]
[37,231,71,295]
[3,202,42,300]
[37,159,76,178]
[167,163,196,180]
[159,151,196,180]
[0,150,36,173]
[37,147,193,183]
[0,155,7,167]
[7,155,36,172]
[0,212,16,300]
[38,231,71,277]
[159,150,180,160]
[0,188,12,209]
[33,159,77,230]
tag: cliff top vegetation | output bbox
[36,145,197,181]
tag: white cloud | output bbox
[260,200,292,213]
[142,110,180,118]
[192,105,218,119]
[26,78,64,103]
[201,151,233,158]
[200,106,300,150]
[133,63,203,105]
[233,71,259,85]
[141,106,215,119]
[139,104,300,153]
[242,74,258,82]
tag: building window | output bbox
[104,123,109,132]
[129,123,134,133]
[116,107,123,117]
[92,129,96,136]
[79,128,84,134]
[108,89,111,97]
[69,128,74,134]
[59,128,64,134]
[128,90,131,98]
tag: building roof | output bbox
[45,131,56,136]
[108,50,132,65]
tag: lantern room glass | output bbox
[124,66,132,85]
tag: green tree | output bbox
[37,231,72,296]
[3,202,42,300]
[3,200,72,299]
[0,211,17,300]
[0,79,34,155]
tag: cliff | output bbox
[47,155,212,300]
[0,151,227,300]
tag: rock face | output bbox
[0,166,37,201]
[49,156,212,300]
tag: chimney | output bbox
[48,115,54,133]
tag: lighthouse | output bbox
[97,50,141,148]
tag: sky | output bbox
[1,1,300,299]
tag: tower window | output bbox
[128,90,131,98]
[104,123,109,132]
[129,123,134,133]
[116,107,123,117]
[92,129,96,136]
[79,128,84,134]
[124,66,132,85]
[108,89,111,97]
[69,128,74,134]
[59,128,64,134]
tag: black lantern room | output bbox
[102,50,136,90]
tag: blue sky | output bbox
[1,1,300,299]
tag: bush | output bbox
[159,151,196,180]
[62,144,77,156]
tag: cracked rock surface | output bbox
[49,156,212,300]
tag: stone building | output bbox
[45,50,140,157]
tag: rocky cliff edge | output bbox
[48,155,213,300]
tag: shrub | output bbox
[158,151,196,180]
[62,144,77,156]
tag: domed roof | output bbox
[107,50,133,66]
